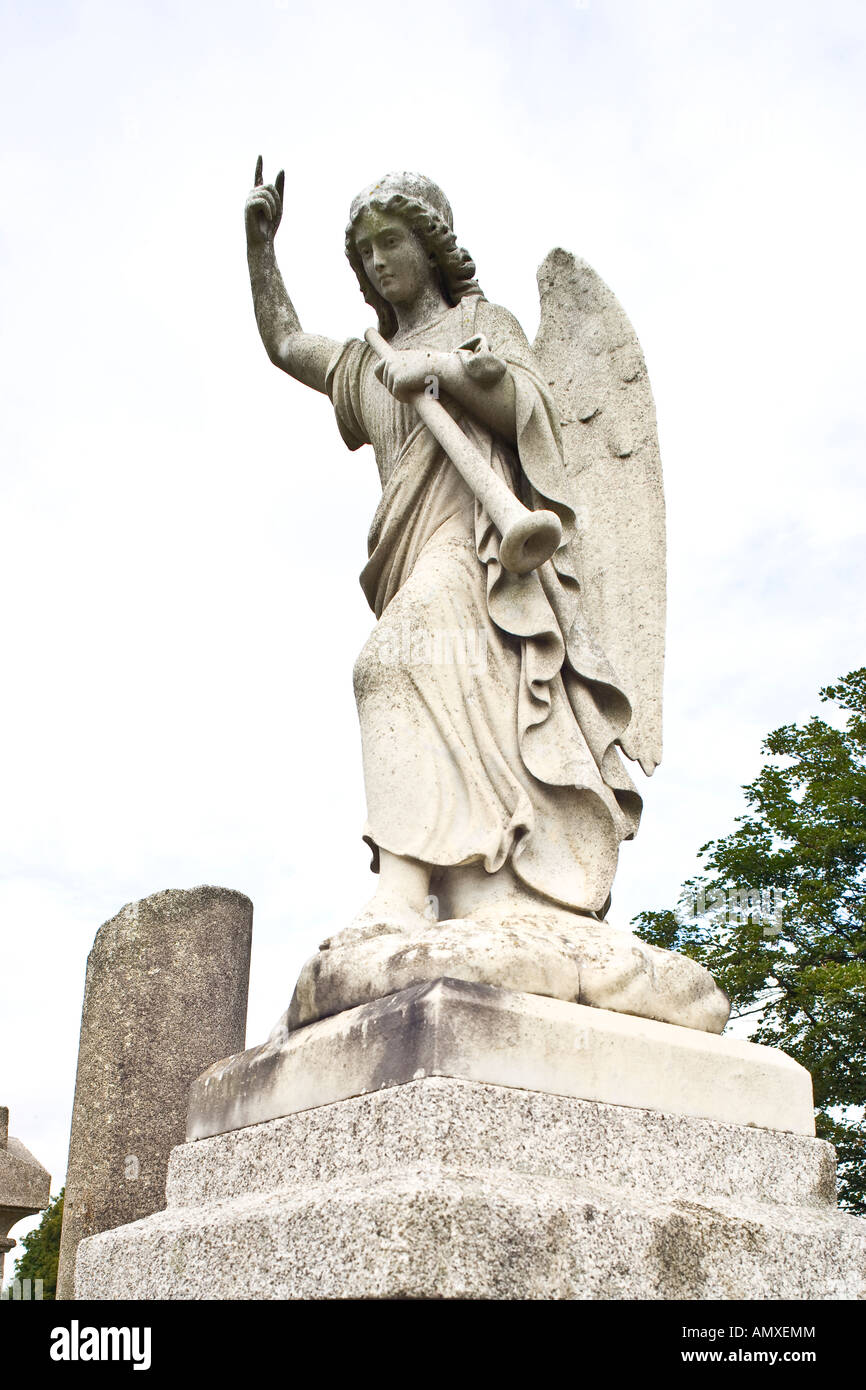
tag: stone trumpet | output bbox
[365,328,562,575]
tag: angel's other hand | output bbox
[245,155,285,245]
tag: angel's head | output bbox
[346,172,482,337]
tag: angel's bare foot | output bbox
[319,895,429,950]
[319,849,433,949]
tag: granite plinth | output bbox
[76,1076,865,1300]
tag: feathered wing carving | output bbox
[532,248,666,776]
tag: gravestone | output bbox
[57,885,252,1298]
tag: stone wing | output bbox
[532,248,665,775]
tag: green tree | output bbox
[634,669,866,1214]
[11,1188,64,1298]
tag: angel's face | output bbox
[354,209,437,307]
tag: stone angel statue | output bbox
[245,162,728,1035]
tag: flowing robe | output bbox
[326,296,642,914]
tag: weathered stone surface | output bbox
[285,905,729,1035]
[174,1078,833,1211]
[56,886,252,1300]
[0,1106,51,1286]
[533,247,665,774]
[189,980,814,1141]
[76,1078,866,1301]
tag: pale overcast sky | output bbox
[2,0,864,1246]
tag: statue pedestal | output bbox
[74,982,866,1300]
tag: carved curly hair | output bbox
[345,189,483,339]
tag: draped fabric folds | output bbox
[326,296,641,913]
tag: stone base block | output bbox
[188,978,815,1140]
[75,1077,866,1300]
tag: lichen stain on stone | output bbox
[650,1211,708,1297]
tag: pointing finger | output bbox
[275,169,285,204]
[255,154,263,186]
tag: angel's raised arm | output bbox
[245,157,340,395]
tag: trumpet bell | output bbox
[498,509,563,575]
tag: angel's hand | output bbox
[373,349,439,402]
[245,155,285,246]
[456,335,507,386]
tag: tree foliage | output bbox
[11,1188,63,1298]
[634,669,866,1213]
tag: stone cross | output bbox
[0,1106,51,1290]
